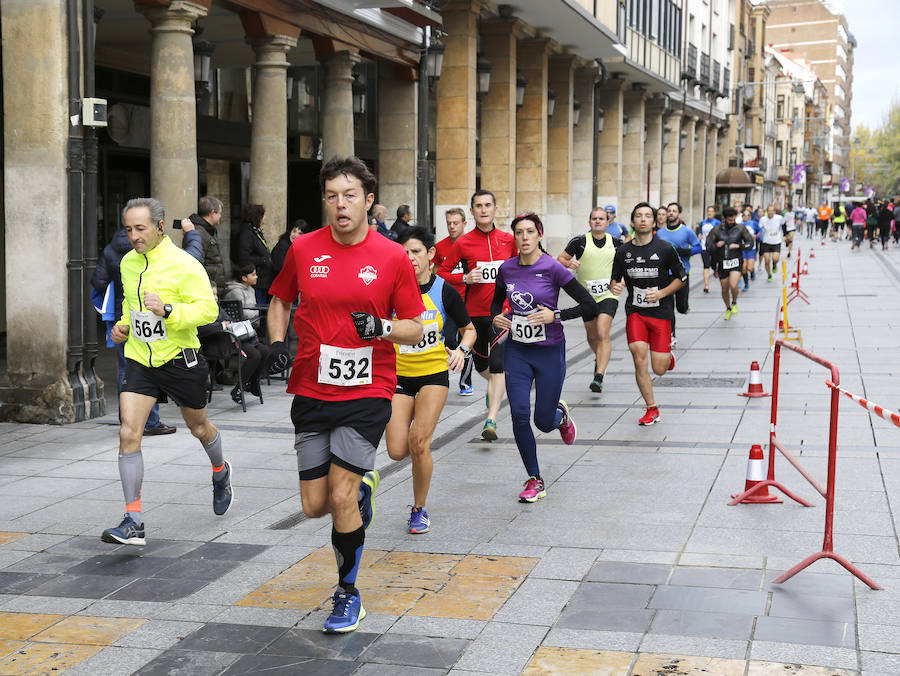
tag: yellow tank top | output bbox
[575,232,616,301]
[395,277,448,378]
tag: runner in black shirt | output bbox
[610,202,686,426]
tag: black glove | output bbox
[267,340,291,375]
[351,312,382,340]
[676,247,692,258]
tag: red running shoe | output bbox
[638,406,660,426]
[668,354,676,371]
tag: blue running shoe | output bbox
[101,514,146,546]
[459,384,473,396]
[408,507,430,534]
[359,470,380,530]
[212,461,234,516]
[323,590,366,633]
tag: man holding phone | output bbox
[101,197,235,547]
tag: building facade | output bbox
[2,0,740,423]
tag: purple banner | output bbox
[840,177,851,193]
[792,164,807,185]
[865,186,875,199]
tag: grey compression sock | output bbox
[119,451,144,525]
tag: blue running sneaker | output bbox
[459,384,473,396]
[101,514,146,546]
[359,470,380,530]
[212,461,234,516]
[323,590,366,633]
[408,507,430,534]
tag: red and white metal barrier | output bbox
[786,248,810,305]
[729,339,881,589]
[828,383,900,428]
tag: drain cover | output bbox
[654,376,746,388]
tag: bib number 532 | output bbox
[318,345,373,386]
[130,310,167,343]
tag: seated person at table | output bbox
[199,281,269,406]
[223,264,261,323]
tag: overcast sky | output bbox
[842,0,896,132]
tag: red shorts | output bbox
[626,313,672,353]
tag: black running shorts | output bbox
[122,355,209,410]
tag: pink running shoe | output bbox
[638,406,660,426]
[557,400,577,445]
[518,477,546,503]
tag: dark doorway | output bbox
[288,160,323,230]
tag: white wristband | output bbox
[381,319,393,337]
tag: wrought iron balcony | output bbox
[722,67,731,96]
[712,60,721,93]
[699,52,711,87]
[683,43,697,82]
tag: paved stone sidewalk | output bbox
[1,235,899,675]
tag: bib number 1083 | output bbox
[318,345,373,386]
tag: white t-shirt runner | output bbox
[759,215,785,245]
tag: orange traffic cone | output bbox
[801,262,809,275]
[731,444,781,503]
[740,361,770,397]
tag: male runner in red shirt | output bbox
[437,190,516,440]
[267,156,424,633]
[433,207,471,395]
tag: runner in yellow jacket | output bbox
[102,197,234,547]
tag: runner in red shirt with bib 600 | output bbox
[266,156,425,634]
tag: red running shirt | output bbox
[269,227,425,401]
[433,236,465,298]
[436,226,516,317]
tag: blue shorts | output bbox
[742,248,757,260]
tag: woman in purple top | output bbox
[490,213,598,503]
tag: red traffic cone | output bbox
[820,240,826,246]
[801,262,809,275]
[777,318,793,330]
[740,361,770,397]
[809,249,815,258]
[731,444,782,503]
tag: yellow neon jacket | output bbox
[117,235,218,367]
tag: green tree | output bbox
[852,100,900,197]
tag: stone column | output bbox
[691,122,708,225]
[1,0,70,422]
[545,54,575,251]
[621,86,647,209]
[321,51,360,162]
[435,0,481,211]
[595,77,625,210]
[678,116,697,216]
[515,38,551,215]
[644,96,667,207]
[708,125,723,207]
[661,111,680,204]
[571,66,597,225]
[378,71,417,223]
[480,17,521,225]
[205,159,232,278]
[137,1,208,235]
[248,34,296,245]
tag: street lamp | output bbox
[426,38,445,81]
[192,37,214,87]
[596,107,605,132]
[663,125,672,146]
[680,130,687,150]
[573,98,581,126]
[622,115,629,137]
[547,89,556,118]
[352,71,366,115]
[516,71,527,108]
[476,54,492,96]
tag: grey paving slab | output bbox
[133,649,240,676]
[175,621,288,653]
[754,615,855,648]
[648,609,755,640]
[114,619,205,650]
[222,655,360,675]
[360,634,469,669]
[649,585,768,615]
[749,641,859,670]
[388,617,486,640]
[585,561,673,585]
[638,634,750,660]
[62,646,162,676]
[541,627,644,652]
[453,622,547,674]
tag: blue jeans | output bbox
[502,340,566,478]
[116,342,161,429]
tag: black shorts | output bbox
[760,242,781,255]
[396,371,450,397]
[716,258,743,278]
[471,315,504,374]
[817,220,829,232]
[122,354,209,410]
[291,395,391,480]
[586,297,619,320]
[674,283,689,314]
[700,249,712,269]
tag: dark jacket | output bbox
[186,213,226,287]
[271,233,293,282]
[197,307,234,361]
[91,227,133,318]
[706,222,755,264]
[390,217,410,243]
[238,222,273,291]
